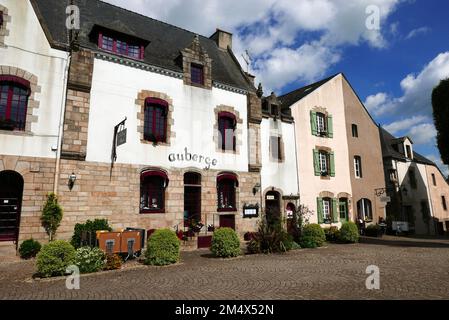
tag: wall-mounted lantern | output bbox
[252,183,261,196]
[68,172,77,191]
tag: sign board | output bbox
[117,128,127,147]
[286,209,293,219]
[392,221,409,232]
[380,196,391,203]
[243,204,259,218]
[266,195,275,200]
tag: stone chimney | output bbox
[210,29,232,50]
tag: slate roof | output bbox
[31,0,253,91]
[379,127,435,166]
[278,74,339,108]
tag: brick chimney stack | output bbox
[210,29,232,50]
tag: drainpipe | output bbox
[292,118,301,206]
[53,51,71,194]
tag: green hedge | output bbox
[300,224,326,248]
[211,228,241,258]
[144,229,180,266]
[71,219,112,248]
[36,240,76,278]
[19,239,41,259]
[339,222,359,243]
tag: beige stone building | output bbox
[280,73,386,228]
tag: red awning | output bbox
[141,170,169,186]
[217,173,239,186]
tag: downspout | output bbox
[53,51,71,194]
[292,114,301,206]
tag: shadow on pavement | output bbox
[360,236,449,248]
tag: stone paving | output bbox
[1,238,449,300]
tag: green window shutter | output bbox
[329,152,335,177]
[313,149,320,176]
[310,111,318,136]
[317,197,324,224]
[332,199,339,223]
[327,115,333,138]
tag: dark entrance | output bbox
[0,171,24,242]
[184,172,201,228]
[219,214,235,230]
[265,190,281,226]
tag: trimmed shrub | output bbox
[300,224,326,248]
[211,228,241,258]
[339,222,360,243]
[291,242,301,250]
[144,229,180,266]
[41,193,63,241]
[365,224,381,237]
[36,240,76,278]
[71,219,112,249]
[19,239,42,259]
[74,247,106,274]
[324,226,340,242]
[104,254,123,271]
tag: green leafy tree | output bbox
[41,193,63,241]
[432,78,449,165]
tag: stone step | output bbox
[0,242,19,262]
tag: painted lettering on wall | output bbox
[169,148,218,169]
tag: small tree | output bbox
[41,193,63,241]
[290,204,313,242]
[432,78,449,165]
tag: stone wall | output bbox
[61,49,94,161]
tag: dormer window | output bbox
[191,64,204,85]
[406,145,412,159]
[98,33,144,60]
[270,105,279,117]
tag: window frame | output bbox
[191,63,205,85]
[322,198,331,221]
[357,198,373,221]
[217,173,238,212]
[143,97,168,143]
[218,112,236,152]
[352,124,358,138]
[98,32,144,60]
[354,156,363,178]
[442,196,447,211]
[270,135,282,161]
[319,151,329,175]
[140,170,169,214]
[316,112,326,135]
[431,173,437,186]
[0,76,31,131]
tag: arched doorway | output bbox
[0,171,24,242]
[184,172,202,228]
[265,190,281,226]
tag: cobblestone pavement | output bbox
[1,240,449,300]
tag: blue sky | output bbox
[104,0,449,176]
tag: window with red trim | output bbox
[0,77,30,131]
[191,64,204,85]
[140,171,168,213]
[98,33,144,60]
[217,175,238,212]
[144,98,168,143]
[218,113,236,151]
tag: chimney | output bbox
[210,29,232,50]
[244,72,255,85]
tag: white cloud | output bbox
[365,52,449,117]
[364,92,397,116]
[408,123,437,145]
[103,0,402,92]
[383,115,429,134]
[405,26,431,40]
